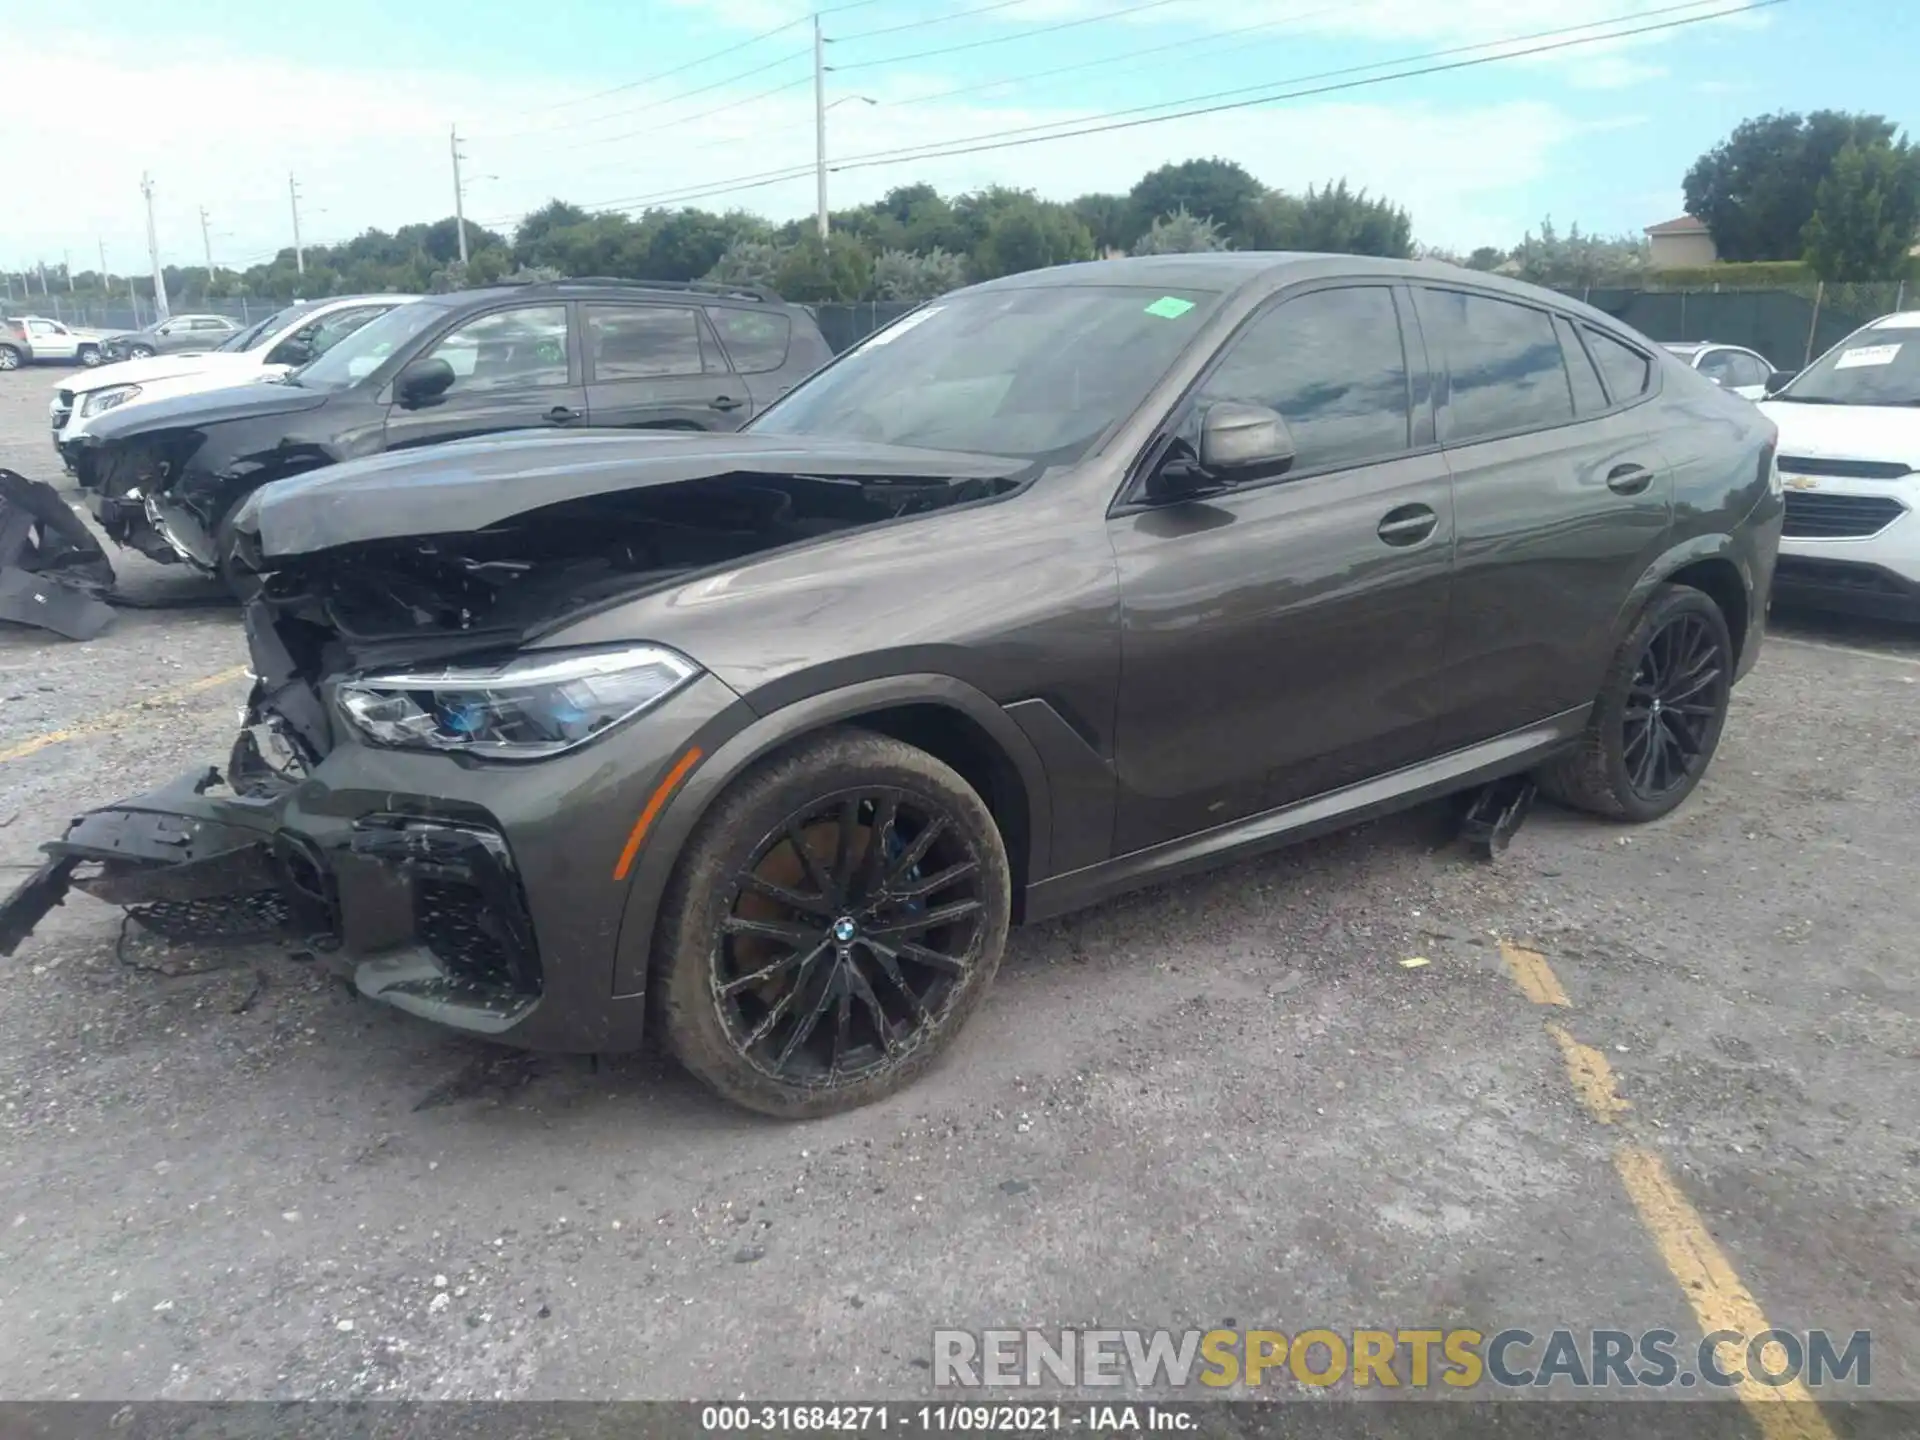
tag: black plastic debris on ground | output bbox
[0,468,117,640]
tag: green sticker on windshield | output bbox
[1143,296,1195,319]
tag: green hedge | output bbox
[1646,258,1919,290]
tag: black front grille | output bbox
[1779,455,1913,481]
[56,388,74,407]
[1774,556,1914,596]
[1782,491,1906,538]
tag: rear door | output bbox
[582,303,748,430]
[24,320,75,360]
[382,302,588,452]
[705,305,809,413]
[1416,285,1671,749]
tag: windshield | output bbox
[748,284,1221,463]
[287,300,447,391]
[223,309,297,352]
[1777,324,1920,407]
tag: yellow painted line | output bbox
[1545,1022,1631,1124]
[1614,1146,1837,1439]
[1497,939,1570,1007]
[0,665,250,764]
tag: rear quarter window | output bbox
[707,308,791,373]
[1584,326,1653,404]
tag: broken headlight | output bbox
[336,644,700,760]
[82,384,142,416]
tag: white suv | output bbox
[1759,311,1920,622]
[52,295,417,480]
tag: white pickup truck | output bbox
[53,294,416,478]
[4,315,110,367]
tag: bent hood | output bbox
[1757,400,1920,469]
[65,350,259,397]
[233,429,1028,559]
[85,378,330,443]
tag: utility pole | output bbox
[140,171,171,320]
[37,262,49,297]
[450,125,470,267]
[813,12,829,241]
[199,206,215,280]
[63,250,74,292]
[98,238,108,283]
[289,173,305,275]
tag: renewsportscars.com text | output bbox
[932,1327,1872,1391]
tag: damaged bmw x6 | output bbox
[1,255,1783,1117]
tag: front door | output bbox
[25,320,75,360]
[1412,286,1673,749]
[383,302,588,452]
[1108,283,1456,854]
[582,303,748,431]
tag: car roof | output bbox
[1867,310,1920,329]
[445,278,783,308]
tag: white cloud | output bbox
[0,26,1583,270]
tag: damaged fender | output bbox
[0,468,118,640]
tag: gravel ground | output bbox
[0,367,1914,1414]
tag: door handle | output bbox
[1377,504,1438,546]
[1606,462,1654,495]
[544,405,583,424]
[709,395,744,412]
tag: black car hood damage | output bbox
[85,378,329,442]
[231,430,1028,558]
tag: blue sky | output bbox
[1,0,1911,275]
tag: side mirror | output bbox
[396,356,456,406]
[1199,401,1297,476]
[1765,369,1798,395]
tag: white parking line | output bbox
[1770,636,1920,669]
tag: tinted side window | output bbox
[1584,326,1651,403]
[587,305,711,380]
[1727,351,1771,387]
[1696,349,1738,383]
[708,308,792,373]
[1556,315,1609,413]
[1194,286,1410,473]
[425,305,571,393]
[1419,289,1572,441]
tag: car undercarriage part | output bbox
[1458,774,1539,859]
[0,468,118,640]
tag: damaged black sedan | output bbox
[0,256,1784,1116]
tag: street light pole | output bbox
[289,174,306,275]
[200,206,216,281]
[451,125,470,267]
[141,172,171,320]
[813,13,829,241]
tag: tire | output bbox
[654,728,1012,1118]
[1535,584,1734,822]
[0,345,21,372]
[77,345,102,367]
[128,344,155,360]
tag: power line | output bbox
[830,0,1194,73]
[834,0,1035,43]
[536,0,1775,219]
[474,48,811,141]
[831,0,1766,173]
[575,74,815,151]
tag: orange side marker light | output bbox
[612,747,703,882]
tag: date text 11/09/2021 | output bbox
[701,1407,1183,1432]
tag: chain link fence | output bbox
[1560,280,1912,368]
[0,293,279,333]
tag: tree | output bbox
[971,198,1094,279]
[1127,159,1265,242]
[1509,217,1648,287]
[706,240,788,292]
[1070,192,1137,255]
[774,235,873,302]
[1802,138,1920,281]
[1130,207,1229,255]
[1465,245,1508,272]
[1683,111,1901,261]
[872,248,968,302]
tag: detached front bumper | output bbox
[0,674,744,1052]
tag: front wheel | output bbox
[0,345,21,371]
[76,345,102,367]
[127,344,155,359]
[654,729,1012,1118]
[1536,584,1734,822]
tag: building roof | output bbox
[1645,215,1710,236]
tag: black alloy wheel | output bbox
[1620,609,1727,802]
[1536,583,1734,822]
[718,789,987,1083]
[656,729,1011,1117]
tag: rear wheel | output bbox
[127,344,155,359]
[76,345,102,367]
[1536,584,1734,822]
[654,729,1011,1118]
[0,345,21,371]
